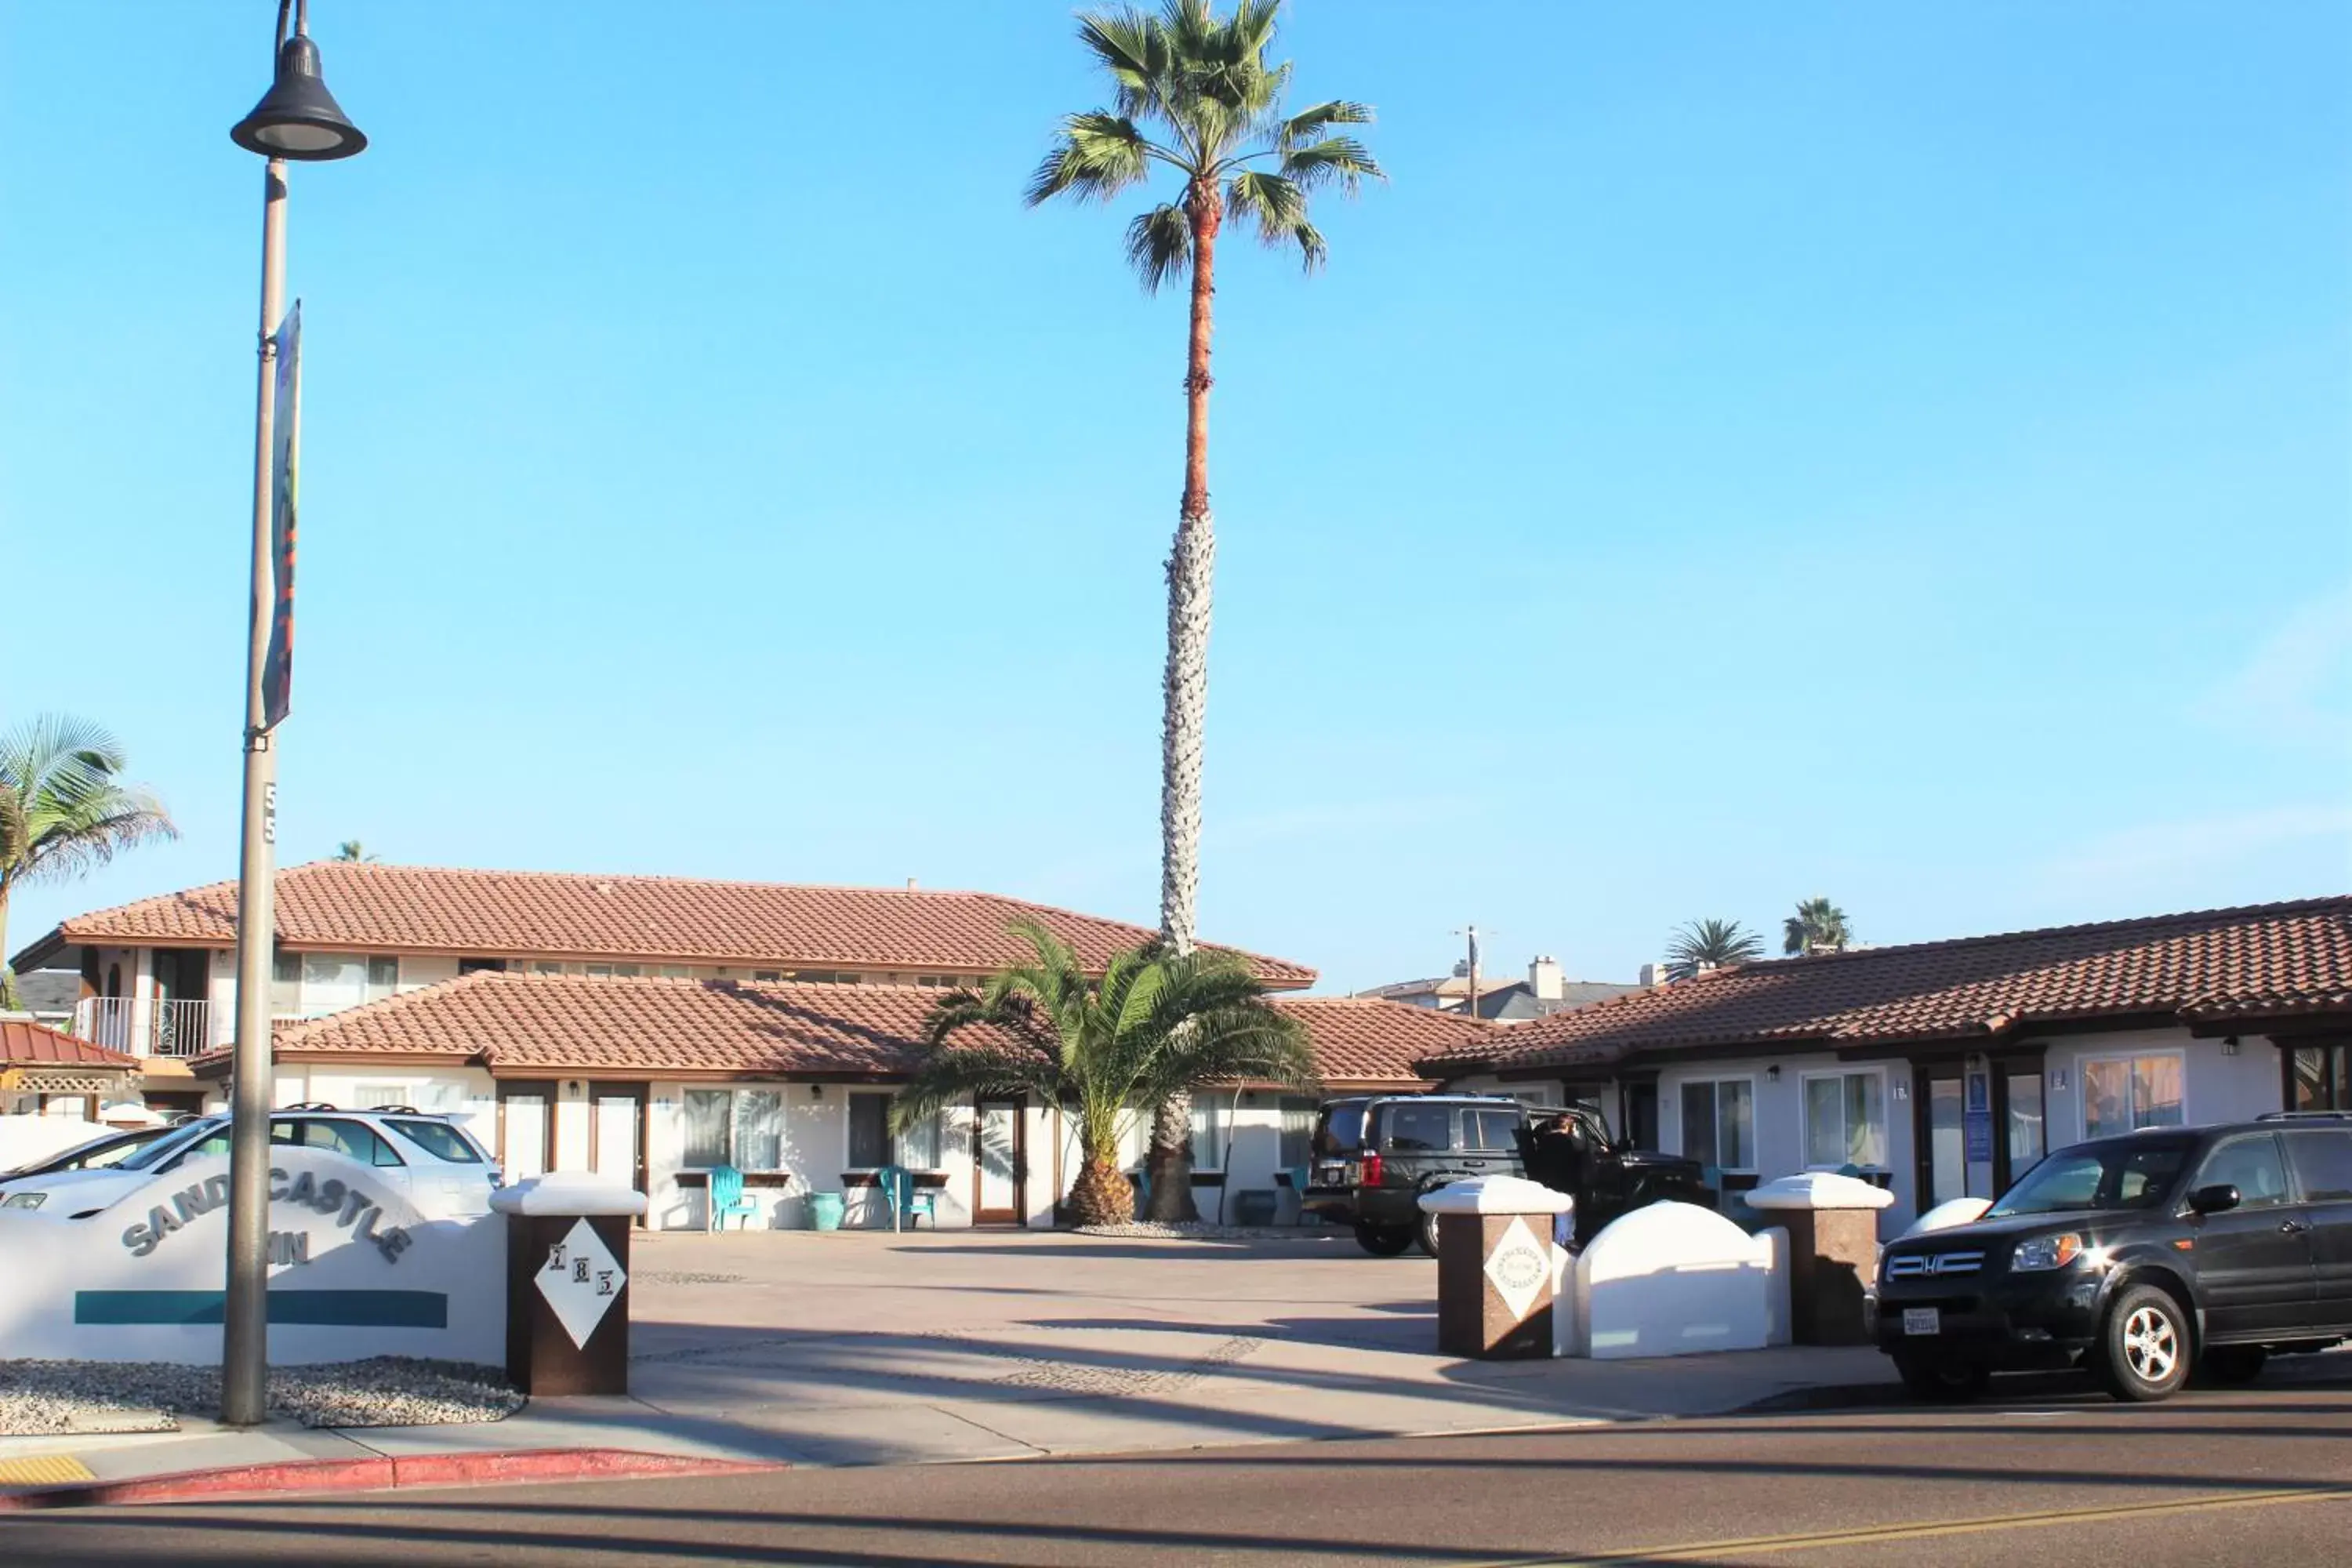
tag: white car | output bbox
[0,1106,501,1221]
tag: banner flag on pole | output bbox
[261,302,300,731]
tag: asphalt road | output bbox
[7,1379,2351,1566]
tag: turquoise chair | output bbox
[877,1164,938,1231]
[706,1164,760,1232]
[1285,1164,1312,1224]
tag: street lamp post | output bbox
[220,0,365,1428]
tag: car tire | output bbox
[2096,1283,2193,1403]
[2200,1345,2267,1385]
[1354,1222,1414,1258]
[1893,1355,1991,1403]
[1417,1210,1442,1258]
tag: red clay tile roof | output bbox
[0,1018,139,1069]
[1425,897,2352,1076]
[187,974,1461,1088]
[29,861,1312,986]
[1269,997,1490,1088]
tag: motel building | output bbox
[1422,897,2352,1234]
[12,862,1487,1229]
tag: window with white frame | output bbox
[280,953,399,1016]
[1679,1078,1755,1170]
[2082,1053,2184,1140]
[353,1083,409,1109]
[1189,1099,1231,1171]
[1278,1096,1317,1169]
[682,1087,789,1171]
[1802,1070,1888,1170]
[848,1091,944,1169]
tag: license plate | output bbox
[1316,1165,1345,1187]
[1903,1308,1940,1337]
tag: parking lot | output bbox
[603,1226,1892,1466]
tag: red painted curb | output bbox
[0,1447,784,1512]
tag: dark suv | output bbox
[1303,1096,1708,1257]
[1305,1095,1530,1255]
[1875,1113,2352,1403]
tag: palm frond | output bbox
[1278,99,1372,151]
[1076,6,1168,120]
[1665,917,1766,980]
[1025,111,1158,207]
[1280,136,1382,197]
[1123,201,1193,292]
[0,713,176,891]
[892,1046,1061,1131]
[1225,169,1305,242]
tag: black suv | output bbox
[1875,1113,2352,1403]
[1303,1095,1706,1257]
[1305,1095,1528,1255]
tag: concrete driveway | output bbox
[488,1228,1897,1468]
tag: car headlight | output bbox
[2013,1232,2085,1271]
[2,1192,49,1210]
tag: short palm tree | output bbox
[0,715,176,1007]
[896,920,1318,1227]
[1028,0,1378,1217]
[334,840,378,863]
[1784,897,1854,956]
[1666,918,1766,981]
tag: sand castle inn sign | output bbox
[0,1145,504,1364]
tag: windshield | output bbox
[1312,1104,1367,1157]
[117,1120,222,1172]
[386,1118,482,1163]
[1988,1137,2194,1217]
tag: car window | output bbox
[120,1123,219,1171]
[297,1120,404,1167]
[78,1138,151,1171]
[1382,1104,1454,1152]
[1989,1139,2192,1216]
[2285,1130,2352,1203]
[1468,1109,1522,1152]
[2196,1134,2291,1208]
[1312,1104,1366,1157]
[385,1118,481,1163]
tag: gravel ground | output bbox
[0,1357,524,1436]
[1072,1220,1343,1240]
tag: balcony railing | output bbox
[70,997,219,1058]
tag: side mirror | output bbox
[2189,1183,2241,1215]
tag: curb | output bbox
[0,1446,786,1512]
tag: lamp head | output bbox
[231,34,366,161]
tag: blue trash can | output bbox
[809,1192,846,1232]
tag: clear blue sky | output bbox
[4,3,2346,991]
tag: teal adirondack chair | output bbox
[706,1164,759,1232]
[877,1164,938,1231]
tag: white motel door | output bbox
[501,1083,553,1181]
[975,1099,1025,1225]
[590,1081,647,1201]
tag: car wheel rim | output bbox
[2123,1306,2177,1382]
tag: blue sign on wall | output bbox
[1963,1072,1994,1161]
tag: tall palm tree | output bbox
[1784,897,1854,956]
[0,715,176,1007]
[1028,0,1379,1217]
[896,920,1317,1227]
[1666,918,1766,981]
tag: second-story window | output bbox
[297,953,401,1015]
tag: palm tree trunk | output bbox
[1069,1150,1134,1229]
[1145,181,1222,1225]
[0,881,14,1011]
